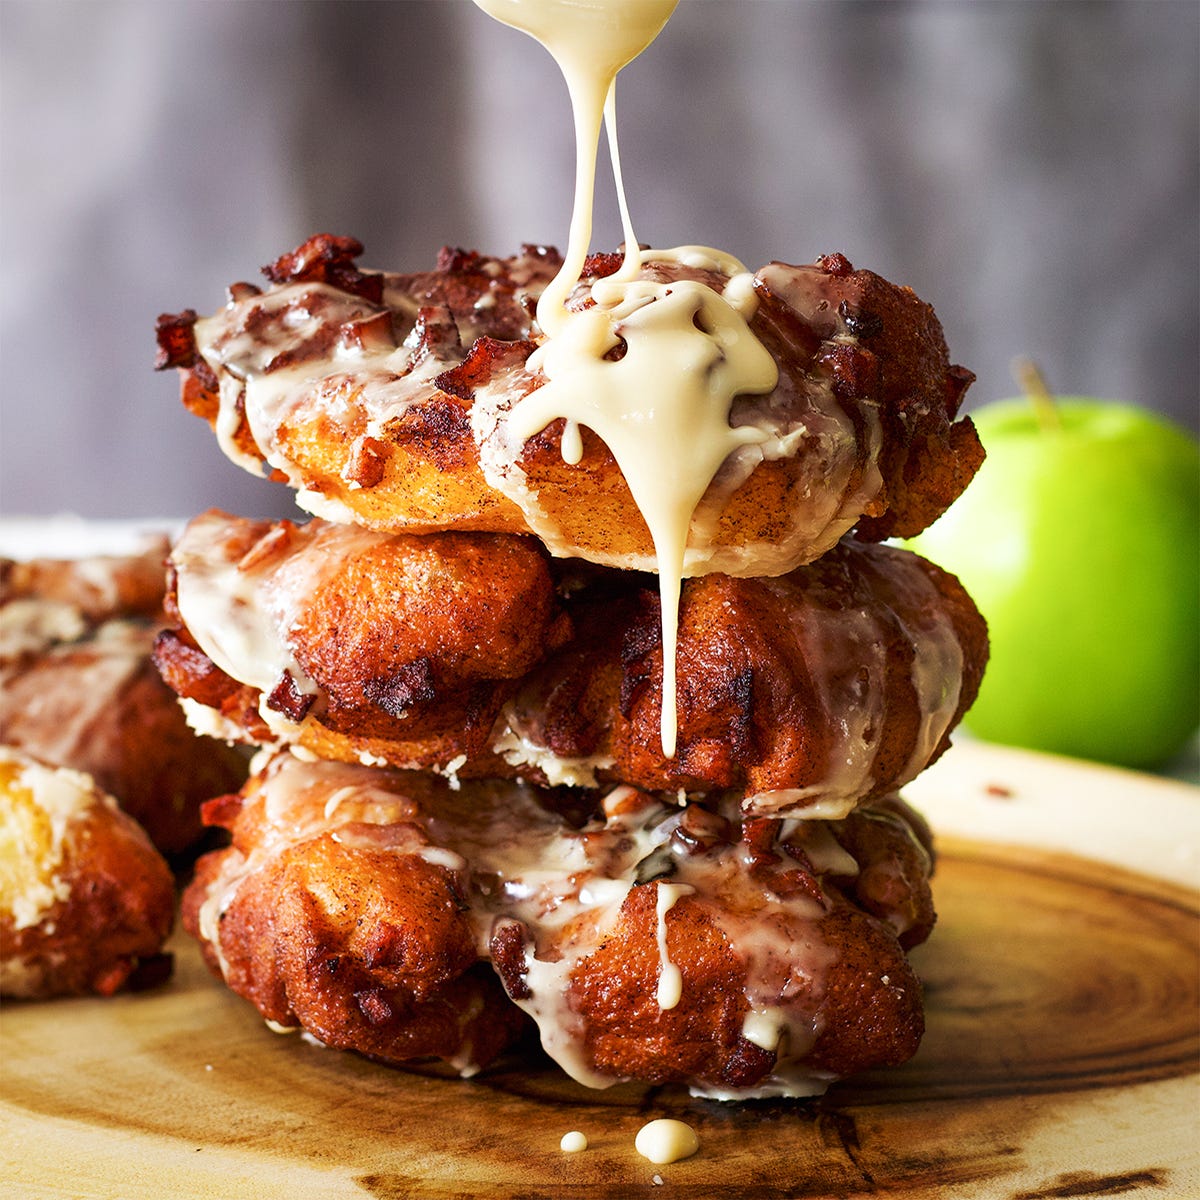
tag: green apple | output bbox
[907,395,1199,769]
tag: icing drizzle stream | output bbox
[472,0,780,756]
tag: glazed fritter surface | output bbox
[154,510,569,767]
[0,546,247,854]
[182,749,935,1093]
[157,516,985,815]
[157,236,981,576]
[183,753,530,1073]
[0,747,175,999]
[1,538,171,624]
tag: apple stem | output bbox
[1012,357,1063,431]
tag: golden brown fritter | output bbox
[153,510,570,768]
[182,749,934,1093]
[182,752,529,1073]
[156,236,980,575]
[476,782,934,1095]
[0,747,175,999]
[1,538,171,624]
[506,538,987,812]
[158,522,984,815]
[0,549,247,855]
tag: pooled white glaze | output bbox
[635,1119,700,1165]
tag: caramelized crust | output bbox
[753,252,982,543]
[511,538,987,809]
[157,236,980,575]
[181,754,529,1072]
[181,750,934,1091]
[158,522,985,815]
[155,511,570,766]
[488,784,934,1093]
[0,549,247,855]
[563,874,924,1090]
[0,748,175,999]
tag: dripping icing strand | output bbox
[472,0,780,756]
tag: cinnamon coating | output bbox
[157,517,985,816]
[0,547,247,854]
[0,747,175,999]
[181,749,934,1091]
[156,235,980,576]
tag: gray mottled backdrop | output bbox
[2,0,1196,521]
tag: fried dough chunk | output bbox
[182,750,933,1093]
[1,537,171,623]
[157,236,980,575]
[159,523,984,816]
[182,751,528,1072]
[505,538,987,813]
[0,747,175,998]
[0,549,247,854]
[473,783,935,1096]
[154,510,570,767]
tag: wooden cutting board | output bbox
[2,742,1197,1199]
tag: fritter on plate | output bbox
[1,544,247,854]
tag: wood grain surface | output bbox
[2,744,1198,1200]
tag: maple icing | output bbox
[559,1130,588,1153]
[190,750,923,1096]
[635,1118,700,1165]
[472,0,780,756]
[168,521,967,814]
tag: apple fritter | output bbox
[153,510,570,768]
[181,751,529,1074]
[156,236,981,576]
[158,520,985,816]
[182,749,934,1094]
[0,747,175,999]
[1,537,171,624]
[0,549,247,855]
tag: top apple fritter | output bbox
[156,235,982,576]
